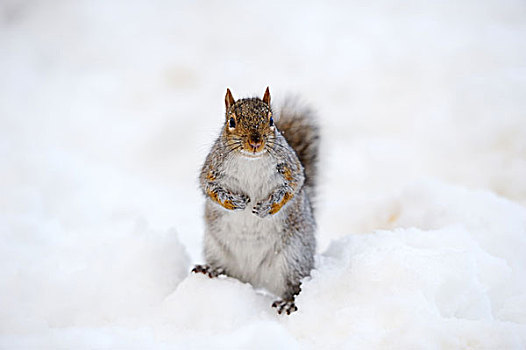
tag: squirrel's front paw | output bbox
[212,188,250,211]
[252,199,272,218]
[229,193,250,210]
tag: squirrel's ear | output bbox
[262,87,271,105]
[225,88,235,111]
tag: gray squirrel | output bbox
[192,87,319,314]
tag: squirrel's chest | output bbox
[222,155,280,201]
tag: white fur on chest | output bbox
[223,154,280,202]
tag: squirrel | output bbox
[192,87,319,315]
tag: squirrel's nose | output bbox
[248,135,262,151]
[249,140,262,150]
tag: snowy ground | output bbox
[1,0,526,348]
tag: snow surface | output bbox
[1,0,526,348]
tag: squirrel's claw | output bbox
[191,264,224,278]
[231,193,250,210]
[272,300,298,315]
[252,200,272,218]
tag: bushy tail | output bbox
[276,100,320,200]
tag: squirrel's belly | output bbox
[212,207,288,297]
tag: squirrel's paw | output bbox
[191,264,224,278]
[252,199,272,218]
[272,300,298,315]
[210,187,250,211]
[229,192,250,210]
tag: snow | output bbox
[1,0,526,348]
[291,181,526,348]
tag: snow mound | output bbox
[290,181,526,348]
[161,275,272,332]
[0,220,190,334]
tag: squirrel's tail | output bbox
[276,99,320,201]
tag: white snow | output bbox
[1,0,526,348]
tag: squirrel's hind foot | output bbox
[191,264,224,278]
[272,299,298,315]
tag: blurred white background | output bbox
[1,0,525,347]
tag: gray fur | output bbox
[195,91,319,314]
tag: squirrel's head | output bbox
[223,87,276,158]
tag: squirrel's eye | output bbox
[229,117,236,128]
[269,116,274,127]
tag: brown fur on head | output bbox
[224,87,275,156]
